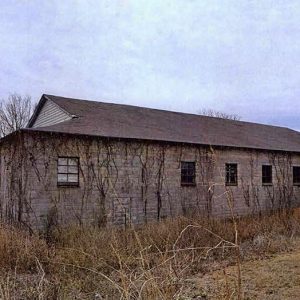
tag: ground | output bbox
[1,213,300,299]
[185,242,300,299]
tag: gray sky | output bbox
[1,0,300,129]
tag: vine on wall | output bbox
[0,131,298,231]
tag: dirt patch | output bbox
[184,242,300,299]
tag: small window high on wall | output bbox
[57,157,79,186]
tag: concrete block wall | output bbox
[0,132,300,229]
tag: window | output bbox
[181,162,196,186]
[225,163,238,186]
[262,165,272,185]
[293,166,300,186]
[57,157,79,186]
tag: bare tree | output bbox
[198,108,241,121]
[0,93,34,137]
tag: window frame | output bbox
[225,163,238,186]
[262,165,273,186]
[181,161,196,186]
[57,156,80,187]
[293,166,300,186]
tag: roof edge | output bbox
[0,129,24,145]
[27,95,46,128]
[22,127,300,154]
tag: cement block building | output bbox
[1,94,300,229]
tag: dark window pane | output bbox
[225,163,237,185]
[293,166,300,185]
[262,165,272,185]
[181,162,196,185]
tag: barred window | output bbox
[181,162,196,186]
[262,165,272,185]
[225,163,238,186]
[57,157,79,186]
[293,166,300,186]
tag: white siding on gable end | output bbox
[32,99,71,128]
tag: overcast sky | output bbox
[1,0,300,129]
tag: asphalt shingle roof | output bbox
[26,94,300,152]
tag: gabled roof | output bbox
[26,94,300,152]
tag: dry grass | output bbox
[0,209,300,299]
[192,244,300,299]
